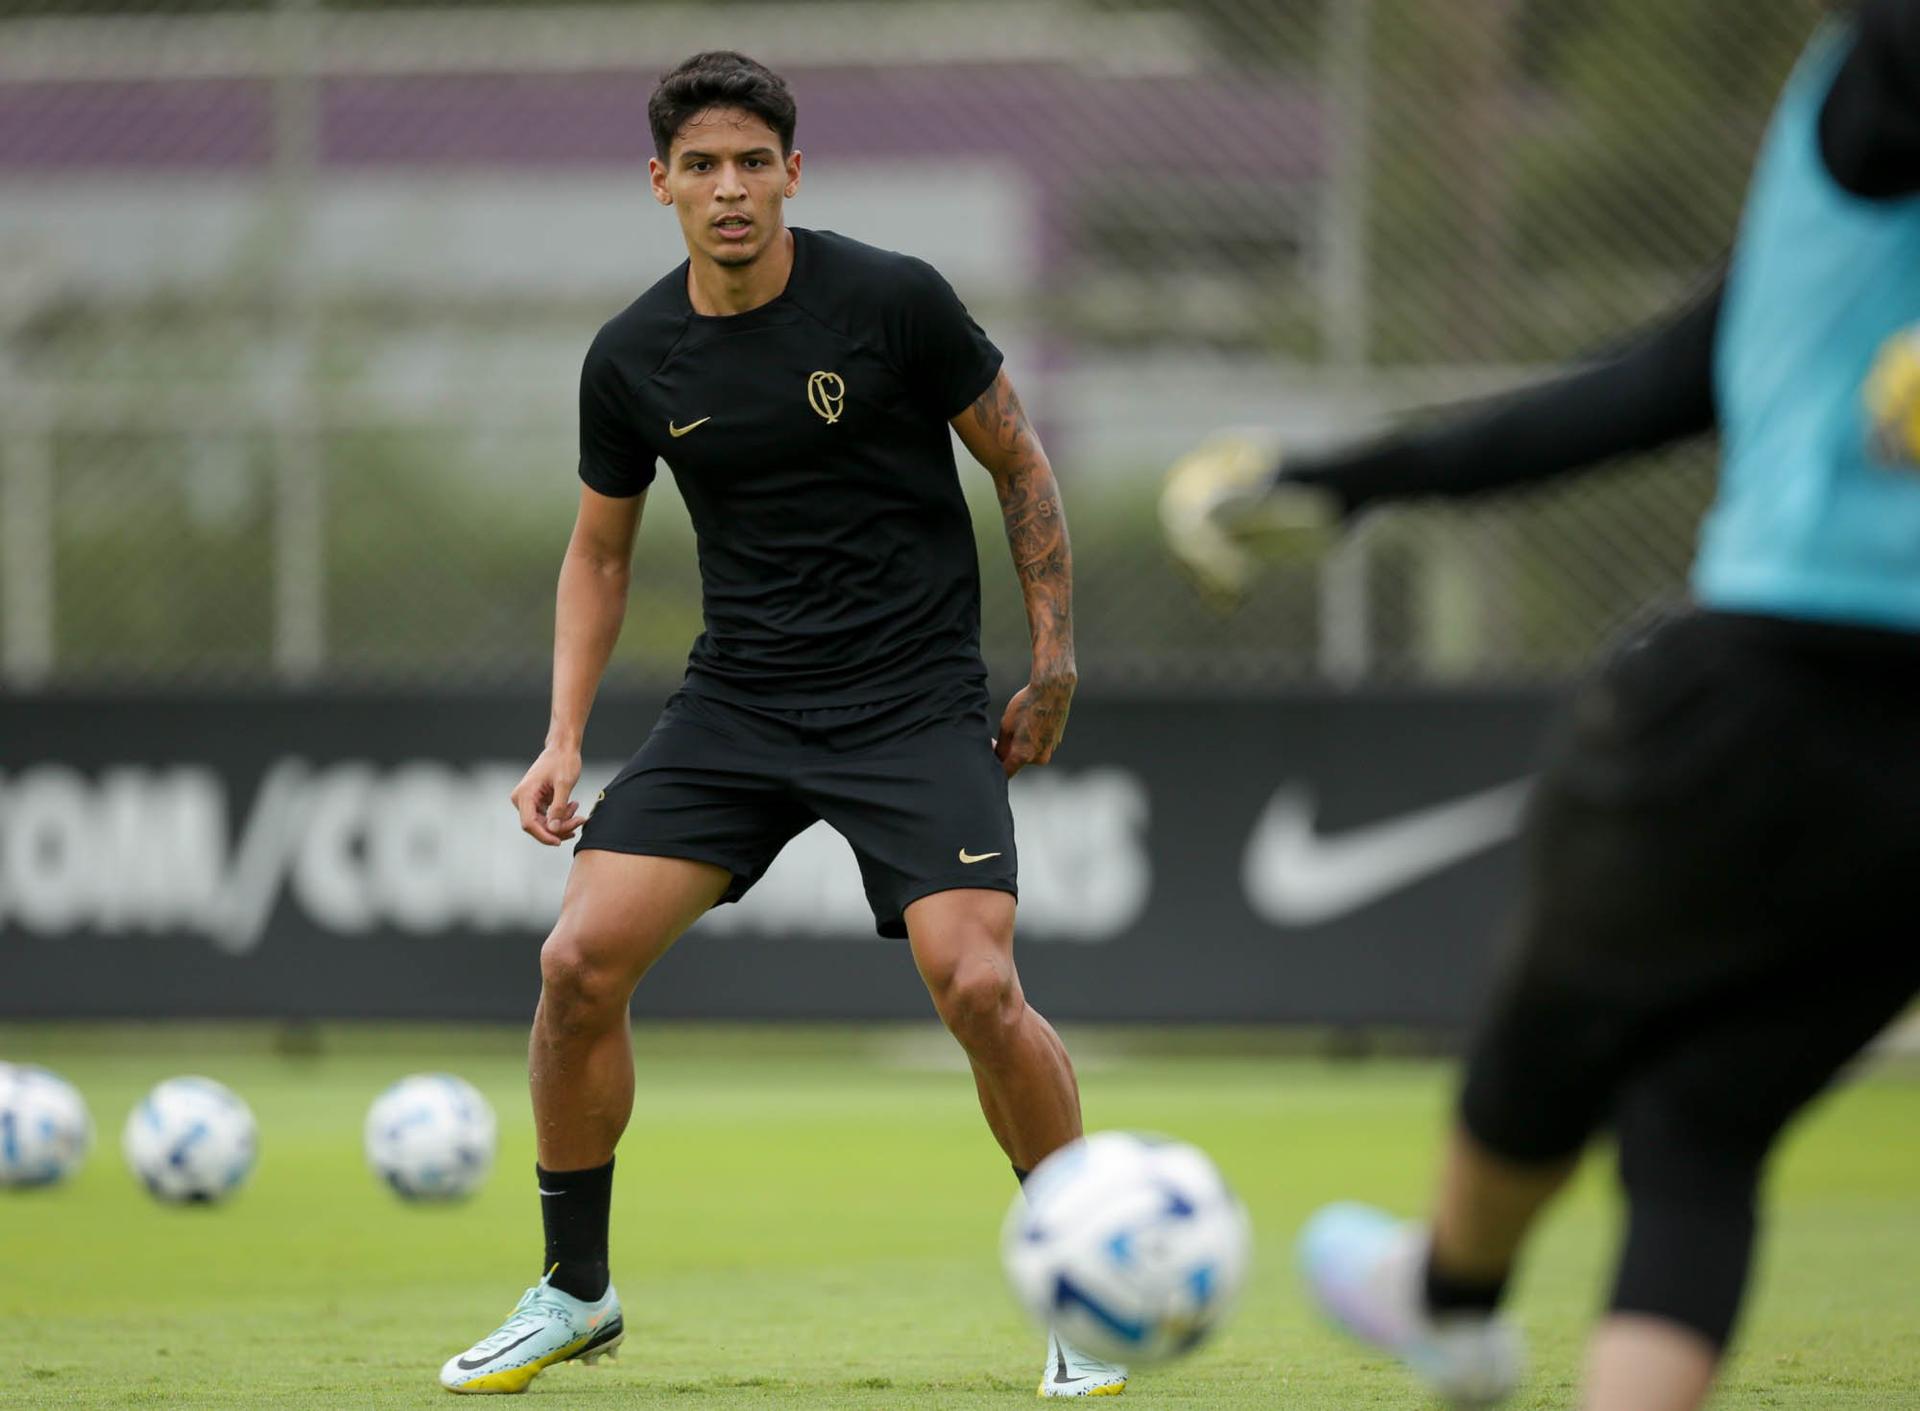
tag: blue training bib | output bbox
[1693,24,1920,630]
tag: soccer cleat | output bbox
[438,1268,624,1394]
[1038,1330,1128,1398]
[1159,430,1338,608]
[1298,1203,1522,1408]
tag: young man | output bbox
[438,51,1125,1399]
[1166,2,1920,1407]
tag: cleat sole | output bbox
[577,1332,623,1367]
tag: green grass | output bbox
[0,1025,1914,1408]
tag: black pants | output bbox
[1460,608,1920,1347]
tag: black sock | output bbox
[1012,1165,1031,1185]
[1422,1245,1509,1318]
[537,1158,614,1302]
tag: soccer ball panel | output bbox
[0,1062,93,1189]
[1002,1131,1251,1365]
[122,1076,258,1205]
[364,1073,496,1202]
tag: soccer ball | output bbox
[364,1073,496,1201]
[123,1076,258,1205]
[1002,1131,1251,1364]
[0,1062,93,1188]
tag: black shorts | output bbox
[575,678,1017,938]
[1463,606,1920,1160]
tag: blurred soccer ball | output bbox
[0,1062,93,1189]
[1002,1131,1252,1365]
[123,1076,258,1205]
[365,1073,496,1202]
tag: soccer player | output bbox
[438,51,1125,1398]
[1165,2,1920,1407]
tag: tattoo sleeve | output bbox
[966,372,1076,682]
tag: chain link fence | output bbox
[0,0,1820,690]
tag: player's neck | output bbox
[686,227,795,317]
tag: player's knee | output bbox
[1458,968,1627,1164]
[1616,1082,1768,1207]
[537,930,628,1033]
[932,953,1021,1054]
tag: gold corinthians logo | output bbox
[807,370,846,425]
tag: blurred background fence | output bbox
[0,0,1818,692]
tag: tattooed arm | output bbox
[952,369,1076,777]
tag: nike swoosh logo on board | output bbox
[1243,779,1531,927]
[456,1326,542,1370]
[669,417,711,438]
[958,849,1002,864]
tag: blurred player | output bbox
[1165,2,1920,1407]
[440,51,1124,1397]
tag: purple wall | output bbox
[0,66,1322,177]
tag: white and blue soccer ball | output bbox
[0,1062,93,1189]
[364,1073,496,1202]
[1002,1131,1252,1364]
[123,1076,258,1205]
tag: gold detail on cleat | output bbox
[1037,1377,1127,1399]
[444,1332,597,1395]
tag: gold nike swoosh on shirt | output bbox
[958,849,1003,864]
[669,417,712,438]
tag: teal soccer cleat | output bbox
[438,1269,623,1394]
[1038,1330,1127,1397]
[1298,1203,1521,1407]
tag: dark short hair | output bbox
[648,51,797,160]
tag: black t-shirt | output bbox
[577,228,1005,706]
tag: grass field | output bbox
[0,1024,1914,1409]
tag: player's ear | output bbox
[784,148,802,200]
[648,156,673,207]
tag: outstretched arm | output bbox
[1294,0,1919,504]
[1161,275,1724,603]
[1289,275,1724,517]
[952,369,1076,777]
